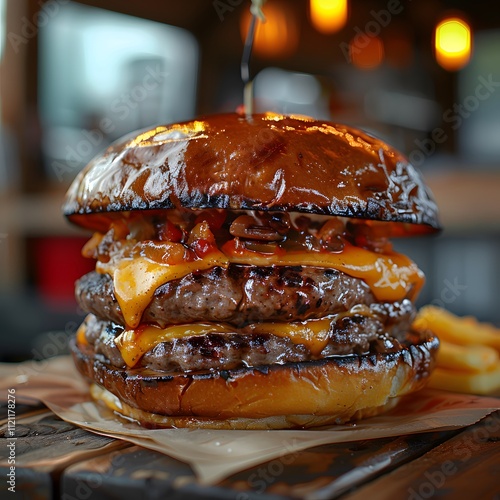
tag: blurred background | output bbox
[0,0,499,361]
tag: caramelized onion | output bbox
[347,221,392,253]
[243,240,279,254]
[133,241,187,265]
[81,232,104,259]
[229,215,284,241]
[187,220,215,245]
[258,211,290,235]
[318,218,345,252]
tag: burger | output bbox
[64,112,440,429]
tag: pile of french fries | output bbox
[413,305,500,395]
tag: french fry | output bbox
[413,306,500,395]
[414,306,500,351]
[436,340,499,373]
[428,365,500,395]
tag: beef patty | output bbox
[81,306,413,373]
[76,265,380,328]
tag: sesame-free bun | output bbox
[63,113,440,236]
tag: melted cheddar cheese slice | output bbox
[112,251,229,328]
[247,318,335,356]
[114,317,342,368]
[101,241,423,330]
[115,322,234,367]
[224,241,423,303]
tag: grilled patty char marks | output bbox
[77,264,415,372]
[82,299,413,372]
[76,265,379,327]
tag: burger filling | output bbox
[75,209,424,372]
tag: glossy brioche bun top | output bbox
[63,112,440,235]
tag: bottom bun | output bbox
[71,330,438,429]
[89,383,401,429]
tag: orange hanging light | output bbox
[309,0,348,34]
[351,35,384,70]
[240,1,298,58]
[435,16,472,71]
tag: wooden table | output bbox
[1,400,499,499]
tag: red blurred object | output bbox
[34,237,94,308]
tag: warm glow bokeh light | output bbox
[351,36,384,70]
[310,0,348,34]
[241,2,298,58]
[435,17,471,71]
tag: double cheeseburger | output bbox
[64,112,440,429]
